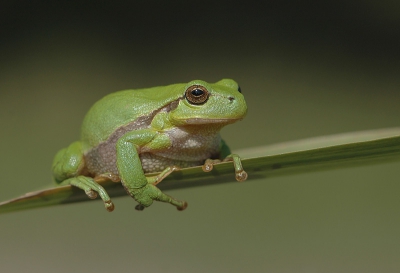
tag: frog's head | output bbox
[169,79,247,126]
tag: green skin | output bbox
[52,79,248,212]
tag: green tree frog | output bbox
[52,79,248,212]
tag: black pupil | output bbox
[192,88,204,96]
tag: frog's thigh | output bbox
[52,141,85,183]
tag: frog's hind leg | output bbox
[52,141,115,212]
[61,176,115,212]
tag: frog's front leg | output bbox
[116,129,187,211]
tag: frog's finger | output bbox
[202,158,221,172]
[135,195,187,211]
[146,165,180,185]
[223,154,248,182]
[155,190,188,211]
[63,176,115,212]
[132,184,187,211]
[202,155,248,182]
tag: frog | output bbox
[52,79,248,212]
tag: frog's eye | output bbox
[185,85,209,105]
[238,86,242,93]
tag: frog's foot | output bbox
[130,183,187,212]
[202,154,248,182]
[62,176,115,212]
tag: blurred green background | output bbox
[1,1,400,272]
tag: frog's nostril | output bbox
[228,96,235,102]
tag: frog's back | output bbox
[81,83,184,150]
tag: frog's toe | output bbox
[105,200,115,212]
[222,154,248,182]
[155,188,188,211]
[177,201,188,211]
[135,204,146,211]
[202,159,221,172]
[130,184,187,211]
[65,176,114,212]
[147,165,180,186]
[85,189,98,199]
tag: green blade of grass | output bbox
[1,127,400,214]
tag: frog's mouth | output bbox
[184,117,242,125]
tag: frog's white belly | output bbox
[85,126,221,176]
[140,127,221,172]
